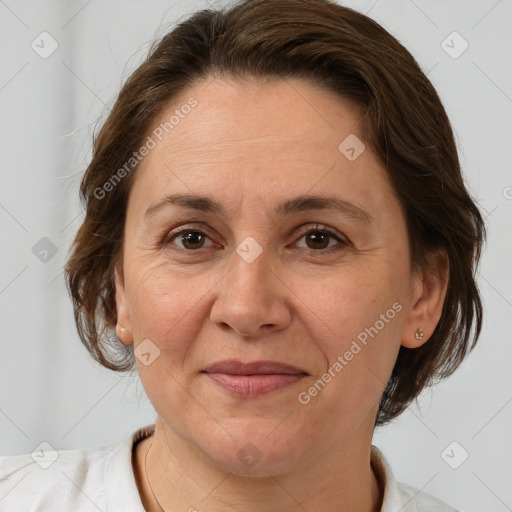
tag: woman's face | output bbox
[115,76,437,475]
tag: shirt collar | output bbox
[371,444,405,511]
[104,423,155,512]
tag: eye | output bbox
[293,224,348,252]
[162,224,348,253]
[163,228,216,251]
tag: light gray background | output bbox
[0,1,511,510]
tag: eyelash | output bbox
[161,223,349,254]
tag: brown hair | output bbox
[64,0,485,426]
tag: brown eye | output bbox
[294,226,347,252]
[164,229,214,250]
[180,231,206,249]
[304,231,331,250]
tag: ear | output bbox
[114,264,134,346]
[401,250,449,348]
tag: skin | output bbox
[115,76,449,512]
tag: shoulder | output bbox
[0,424,155,512]
[397,482,460,511]
[0,444,113,511]
[371,445,460,512]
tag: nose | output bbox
[209,244,292,338]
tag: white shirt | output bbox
[0,424,458,511]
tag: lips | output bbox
[201,359,308,397]
[202,359,308,376]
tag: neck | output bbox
[133,418,383,512]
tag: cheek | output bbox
[297,263,406,402]
[125,261,198,340]
[125,262,212,412]
[289,268,406,445]
[299,263,404,345]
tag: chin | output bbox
[196,421,307,477]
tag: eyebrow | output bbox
[144,193,373,223]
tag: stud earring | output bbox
[414,327,424,341]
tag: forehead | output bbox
[130,76,393,216]
[149,76,365,160]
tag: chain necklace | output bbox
[143,438,167,512]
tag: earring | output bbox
[414,327,424,341]
[116,324,127,333]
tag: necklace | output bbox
[143,438,167,512]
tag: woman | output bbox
[0,0,484,510]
